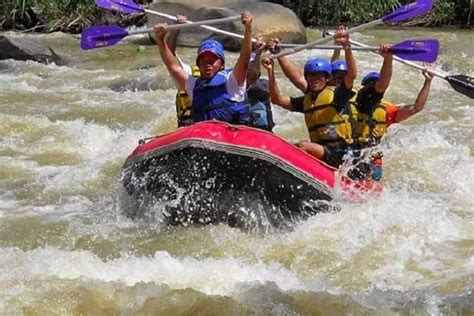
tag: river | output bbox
[1,27,473,314]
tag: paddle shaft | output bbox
[144,8,257,43]
[279,44,382,51]
[325,31,447,79]
[272,18,383,58]
[126,15,239,36]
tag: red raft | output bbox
[121,121,338,228]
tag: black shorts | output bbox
[322,146,346,168]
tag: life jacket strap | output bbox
[303,103,334,114]
[308,120,347,132]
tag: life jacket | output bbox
[350,88,394,147]
[302,88,354,147]
[175,65,200,127]
[192,69,249,125]
[247,78,274,132]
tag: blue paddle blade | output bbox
[391,39,439,62]
[95,0,143,14]
[81,25,129,50]
[383,0,433,23]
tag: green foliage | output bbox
[269,0,473,26]
[0,0,472,32]
[0,0,106,32]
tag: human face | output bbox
[329,72,345,87]
[305,72,329,92]
[197,52,224,79]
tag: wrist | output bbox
[157,38,165,45]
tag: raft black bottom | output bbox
[121,145,335,230]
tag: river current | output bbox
[0,27,473,314]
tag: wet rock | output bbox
[0,35,64,65]
[146,0,306,50]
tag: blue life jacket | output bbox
[192,69,249,125]
[247,78,274,132]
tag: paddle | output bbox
[324,31,473,99]
[272,0,432,59]
[279,39,439,63]
[95,0,257,43]
[80,16,240,50]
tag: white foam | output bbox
[0,247,305,296]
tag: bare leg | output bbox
[296,140,325,160]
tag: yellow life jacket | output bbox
[303,88,354,146]
[175,65,200,124]
[349,87,394,146]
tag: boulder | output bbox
[147,0,306,50]
[0,35,64,65]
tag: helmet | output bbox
[197,39,225,63]
[304,58,332,76]
[331,60,347,75]
[361,71,380,86]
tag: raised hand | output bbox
[254,35,266,54]
[262,56,274,71]
[241,10,253,26]
[267,38,281,55]
[175,14,187,24]
[422,70,435,82]
[334,25,350,49]
[379,43,393,58]
[153,23,168,41]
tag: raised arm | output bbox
[334,25,356,89]
[154,23,187,90]
[166,14,187,54]
[330,36,341,62]
[262,57,293,110]
[269,38,307,93]
[395,71,434,123]
[375,44,393,94]
[246,35,265,87]
[331,48,341,62]
[233,11,253,85]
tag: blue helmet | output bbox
[331,60,348,75]
[197,39,225,63]
[304,58,332,76]
[361,71,380,86]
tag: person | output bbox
[345,45,435,182]
[246,36,275,132]
[330,60,348,87]
[165,15,197,127]
[351,44,395,147]
[153,11,253,125]
[262,25,357,168]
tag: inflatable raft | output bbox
[121,121,339,228]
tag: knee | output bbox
[296,140,311,148]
